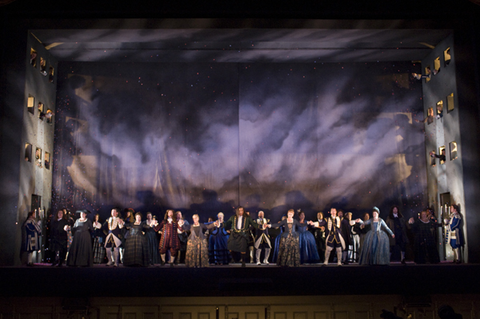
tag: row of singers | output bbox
[41,204,464,267]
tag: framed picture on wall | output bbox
[449,141,458,160]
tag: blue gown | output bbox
[272,225,284,263]
[208,222,230,264]
[298,222,320,264]
[358,219,393,265]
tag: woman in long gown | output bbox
[144,212,160,265]
[267,209,302,267]
[67,210,93,267]
[183,214,217,268]
[123,212,150,267]
[355,207,395,265]
[92,213,106,264]
[208,212,230,265]
[297,211,320,264]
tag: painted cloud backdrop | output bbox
[53,61,427,220]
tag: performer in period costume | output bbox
[120,208,135,263]
[298,211,320,264]
[175,211,189,265]
[246,211,256,263]
[153,209,182,266]
[315,208,345,266]
[386,205,408,264]
[267,209,303,267]
[445,204,464,264]
[182,214,218,268]
[208,212,230,265]
[67,210,93,267]
[103,207,125,267]
[92,213,106,264]
[145,212,160,265]
[224,206,258,267]
[339,210,353,265]
[313,212,326,263]
[355,207,395,265]
[271,215,286,263]
[22,210,42,266]
[347,212,360,263]
[123,212,149,267]
[354,212,371,258]
[254,211,272,265]
[409,210,440,264]
[63,209,74,260]
[50,209,69,267]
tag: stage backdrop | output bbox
[52,61,427,221]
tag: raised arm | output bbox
[380,219,394,237]
[153,220,164,232]
[203,222,218,230]
[223,216,234,230]
[268,219,286,229]
[247,216,259,229]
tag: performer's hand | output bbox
[391,234,395,238]
[355,218,361,223]
[408,217,414,224]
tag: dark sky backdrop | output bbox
[52,61,427,221]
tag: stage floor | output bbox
[1,261,478,297]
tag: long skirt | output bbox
[209,233,230,264]
[299,231,320,264]
[358,230,390,265]
[277,234,300,267]
[145,229,160,265]
[67,232,93,267]
[67,229,73,251]
[272,233,282,263]
[123,234,149,267]
[93,237,106,264]
[185,237,210,268]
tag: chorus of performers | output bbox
[22,202,466,267]
[208,212,230,265]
